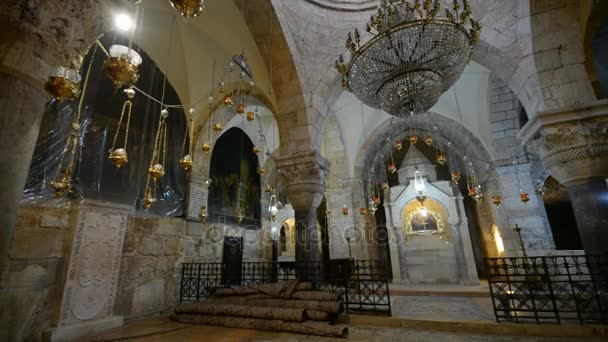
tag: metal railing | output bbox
[179,259,391,316]
[486,255,608,324]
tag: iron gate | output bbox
[179,259,391,316]
[486,255,608,324]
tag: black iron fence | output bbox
[179,259,391,316]
[486,255,608,324]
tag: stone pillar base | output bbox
[45,316,124,342]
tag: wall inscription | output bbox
[58,201,129,325]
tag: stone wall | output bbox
[114,217,184,321]
[489,74,525,166]
[494,164,555,253]
[0,205,74,342]
[181,220,267,263]
[322,113,366,260]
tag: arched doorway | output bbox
[208,127,261,226]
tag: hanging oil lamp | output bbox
[467,186,478,199]
[359,207,367,215]
[414,171,427,204]
[520,192,530,203]
[143,187,156,209]
[381,181,390,192]
[103,45,141,89]
[268,194,279,221]
[437,152,447,165]
[223,95,233,107]
[424,135,433,146]
[45,67,81,101]
[149,164,165,180]
[108,88,135,168]
[368,199,378,215]
[264,184,272,193]
[407,134,418,145]
[202,143,212,153]
[394,139,403,151]
[373,195,381,206]
[451,171,461,184]
[535,179,546,198]
[388,161,397,174]
[246,111,256,122]
[148,109,168,181]
[213,123,223,133]
[237,209,245,224]
[50,169,72,198]
[179,155,192,171]
[199,205,207,223]
[492,195,502,207]
[476,187,484,202]
[252,146,261,154]
[342,205,349,216]
[169,0,204,17]
[179,108,195,171]
[236,103,246,114]
[257,168,266,176]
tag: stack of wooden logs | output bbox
[171,281,348,338]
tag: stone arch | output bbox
[301,0,599,160]
[354,113,493,185]
[188,94,279,218]
[236,0,310,154]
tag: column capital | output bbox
[275,150,329,210]
[519,101,608,186]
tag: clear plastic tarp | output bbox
[22,37,188,217]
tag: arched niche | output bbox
[188,99,280,221]
[207,127,261,226]
[384,174,479,285]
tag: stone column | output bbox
[276,151,328,281]
[0,1,109,276]
[519,101,608,255]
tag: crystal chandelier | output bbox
[335,0,480,116]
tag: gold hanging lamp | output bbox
[148,109,169,181]
[45,67,81,101]
[49,45,98,197]
[168,0,204,18]
[103,45,141,89]
[108,88,135,168]
[179,108,195,171]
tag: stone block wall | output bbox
[322,113,366,260]
[115,217,185,320]
[494,164,555,252]
[489,74,526,166]
[0,205,74,342]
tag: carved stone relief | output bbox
[58,201,129,326]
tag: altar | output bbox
[383,147,479,285]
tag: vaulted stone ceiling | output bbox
[268,0,596,154]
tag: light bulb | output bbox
[115,13,134,32]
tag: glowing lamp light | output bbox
[419,207,429,217]
[492,225,505,256]
[115,13,134,32]
[414,171,426,204]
